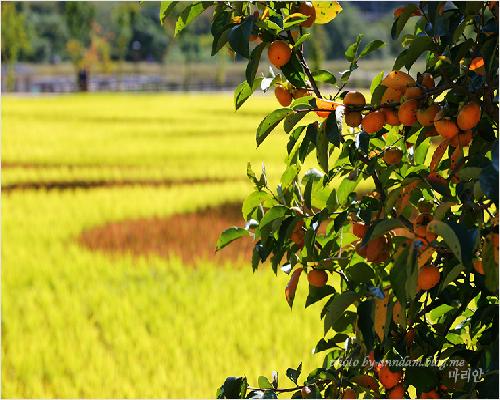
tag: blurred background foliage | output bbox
[3,1,410,65]
[1,1,416,92]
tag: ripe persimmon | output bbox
[378,365,403,390]
[473,259,484,274]
[398,99,418,126]
[308,269,328,287]
[362,110,386,134]
[388,384,405,399]
[382,70,416,89]
[457,102,481,130]
[469,56,485,75]
[343,91,366,107]
[355,241,368,258]
[366,236,391,263]
[291,220,305,248]
[384,148,403,165]
[417,104,440,127]
[341,388,357,399]
[381,87,404,104]
[315,98,337,118]
[394,6,422,17]
[345,111,363,127]
[414,213,432,238]
[426,225,437,243]
[352,375,378,391]
[420,73,435,89]
[420,389,439,399]
[274,86,292,106]
[450,130,473,147]
[268,40,292,67]
[298,2,316,28]
[403,86,423,100]
[293,88,311,99]
[434,118,459,139]
[383,108,400,126]
[418,265,440,290]
[352,221,368,238]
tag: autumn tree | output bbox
[162,1,499,398]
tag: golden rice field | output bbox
[1,93,338,398]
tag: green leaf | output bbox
[346,263,375,284]
[357,300,375,350]
[316,124,329,173]
[159,1,177,24]
[427,220,462,263]
[391,4,419,40]
[258,376,273,390]
[390,246,410,304]
[229,17,253,58]
[370,70,384,95]
[260,205,289,229]
[312,70,336,84]
[281,164,299,188]
[286,363,302,385]
[281,53,307,88]
[305,285,335,308]
[284,111,308,134]
[216,227,249,251]
[480,142,499,205]
[440,264,464,291]
[212,27,232,56]
[234,78,263,110]
[324,111,341,146]
[483,235,499,293]
[246,42,266,86]
[365,218,405,243]
[414,137,430,165]
[175,2,212,36]
[324,291,358,335]
[242,191,271,219]
[345,34,363,62]
[404,367,438,393]
[283,14,308,29]
[337,175,361,206]
[220,376,248,399]
[256,108,292,146]
[293,32,311,48]
[370,85,386,106]
[359,39,385,58]
[394,36,435,70]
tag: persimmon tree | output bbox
[161,1,499,398]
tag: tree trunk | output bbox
[77,68,89,91]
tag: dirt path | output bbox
[78,203,254,265]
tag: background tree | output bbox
[63,1,95,91]
[111,3,139,86]
[1,2,31,90]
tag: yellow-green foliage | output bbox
[2,94,329,398]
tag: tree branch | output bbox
[286,30,322,98]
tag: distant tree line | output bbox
[2,1,410,65]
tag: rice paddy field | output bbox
[1,93,336,398]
